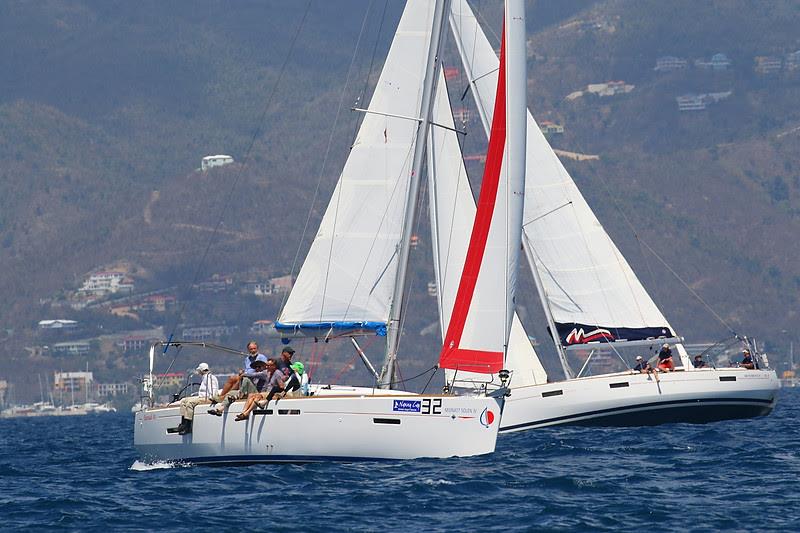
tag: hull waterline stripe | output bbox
[499,396,776,432]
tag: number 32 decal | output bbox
[421,398,442,414]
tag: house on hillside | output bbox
[54,371,93,395]
[119,335,159,353]
[654,56,687,71]
[250,320,274,335]
[136,294,176,312]
[182,324,238,341]
[452,107,471,122]
[695,53,731,71]
[540,121,564,135]
[427,281,437,297]
[79,271,134,297]
[755,56,782,75]
[269,274,293,293]
[676,91,732,111]
[201,154,234,171]
[444,67,460,80]
[51,341,91,356]
[586,81,634,97]
[38,319,78,331]
[786,50,800,71]
[96,382,131,397]
[242,281,272,297]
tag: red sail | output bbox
[438,28,507,375]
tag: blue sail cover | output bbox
[274,321,387,337]
[553,322,674,347]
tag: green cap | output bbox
[290,362,305,375]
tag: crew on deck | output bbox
[176,362,219,435]
[740,349,755,370]
[692,355,708,369]
[657,343,675,372]
[217,341,268,398]
[633,355,653,373]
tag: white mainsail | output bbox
[449,0,676,354]
[427,69,546,386]
[277,2,438,336]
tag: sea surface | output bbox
[1,388,798,532]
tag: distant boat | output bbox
[0,401,113,418]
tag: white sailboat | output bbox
[432,0,779,431]
[134,0,530,463]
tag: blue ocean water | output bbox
[1,389,798,532]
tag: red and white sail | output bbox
[450,0,679,364]
[437,3,527,380]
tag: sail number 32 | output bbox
[421,398,442,415]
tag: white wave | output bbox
[129,459,187,471]
[422,478,455,486]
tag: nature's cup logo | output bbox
[479,407,495,428]
[393,399,421,413]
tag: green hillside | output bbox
[1,1,799,396]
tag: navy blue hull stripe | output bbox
[178,454,389,465]
[500,397,775,432]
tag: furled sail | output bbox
[437,8,527,378]
[427,68,547,386]
[277,2,437,336]
[449,0,675,349]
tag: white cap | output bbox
[196,362,210,373]
[663,343,670,349]
[636,356,643,361]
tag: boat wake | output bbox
[129,459,188,471]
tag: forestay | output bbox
[277,3,438,336]
[427,68,547,386]
[449,0,675,350]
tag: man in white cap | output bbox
[633,355,653,374]
[176,362,220,435]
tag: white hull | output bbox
[500,368,780,432]
[134,392,502,463]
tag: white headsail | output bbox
[437,2,528,381]
[449,0,677,357]
[427,69,547,386]
[277,2,438,337]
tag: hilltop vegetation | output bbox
[1,1,800,391]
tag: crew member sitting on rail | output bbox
[275,346,296,377]
[278,362,308,398]
[176,362,219,435]
[235,359,285,421]
[208,358,270,417]
[657,343,675,372]
[633,355,653,374]
[217,341,268,398]
[740,349,755,370]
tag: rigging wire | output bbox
[279,0,380,316]
[590,171,740,338]
[162,1,313,360]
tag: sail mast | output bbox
[504,0,527,353]
[380,0,451,388]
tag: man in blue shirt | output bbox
[217,341,267,397]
